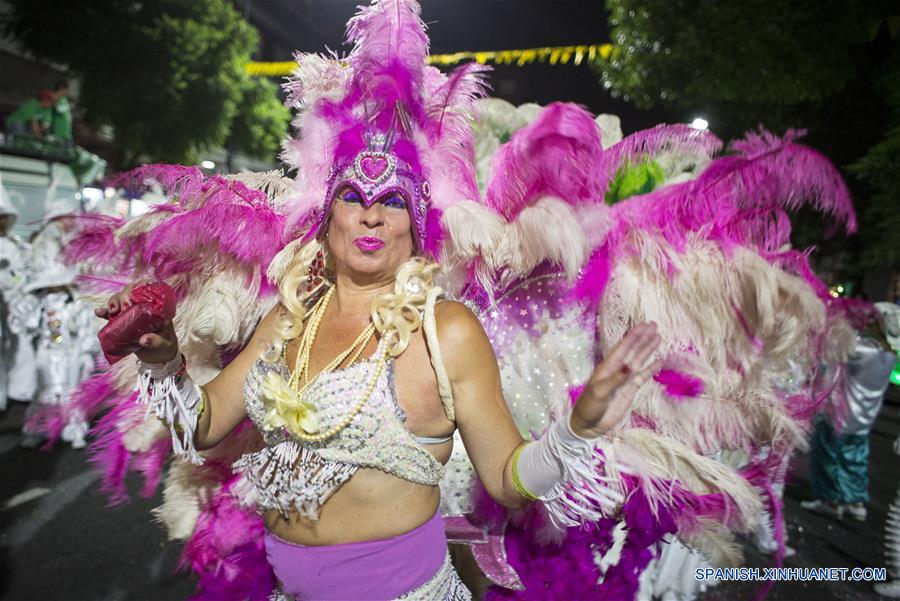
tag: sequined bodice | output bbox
[233,341,446,519]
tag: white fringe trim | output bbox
[232,440,357,520]
[536,416,625,530]
[137,355,204,465]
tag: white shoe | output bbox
[62,419,89,449]
[19,432,46,449]
[757,543,796,558]
[874,580,900,598]
[800,499,843,519]
[843,503,867,521]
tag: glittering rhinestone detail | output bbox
[398,553,472,600]
[239,342,445,518]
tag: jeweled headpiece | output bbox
[281,0,488,258]
[320,132,432,251]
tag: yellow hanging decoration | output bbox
[245,43,614,76]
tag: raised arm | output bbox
[438,301,661,512]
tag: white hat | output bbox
[42,197,77,222]
[0,184,19,222]
[25,263,78,293]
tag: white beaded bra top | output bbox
[233,335,450,520]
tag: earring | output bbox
[306,249,325,291]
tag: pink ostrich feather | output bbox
[108,165,205,201]
[66,166,286,295]
[345,0,429,85]
[426,62,491,142]
[485,114,722,222]
[600,123,723,188]
[182,478,274,601]
[70,166,288,301]
[25,405,67,448]
[485,102,606,220]
[141,177,285,280]
[729,129,856,233]
[88,394,143,505]
[569,129,857,308]
[567,242,613,309]
[611,128,854,253]
[132,437,173,498]
[653,369,705,400]
[63,214,150,284]
[26,368,121,447]
[62,214,125,265]
[336,0,431,140]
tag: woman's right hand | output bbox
[96,285,179,364]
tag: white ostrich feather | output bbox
[228,170,294,208]
[497,196,588,280]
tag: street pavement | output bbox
[0,389,898,601]
[699,386,899,601]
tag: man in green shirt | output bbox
[51,79,73,143]
[5,91,54,137]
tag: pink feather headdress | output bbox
[281,0,489,258]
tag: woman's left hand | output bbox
[570,322,662,438]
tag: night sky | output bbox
[236,0,685,133]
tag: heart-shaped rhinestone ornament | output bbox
[354,151,395,185]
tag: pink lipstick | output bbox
[354,236,384,252]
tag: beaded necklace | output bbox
[287,285,388,443]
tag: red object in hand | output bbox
[98,282,177,364]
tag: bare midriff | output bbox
[264,442,450,545]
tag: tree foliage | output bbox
[2,0,288,165]
[594,0,900,271]
[225,75,289,161]
[849,127,900,268]
[848,46,900,268]
[594,0,872,108]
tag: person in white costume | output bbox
[19,264,96,449]
[0,186,38,409]
[874,303,900,598]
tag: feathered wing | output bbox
[440,101,856,597]
[40,165,291,600]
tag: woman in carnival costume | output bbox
[94,2,661,597]
[51,1,861,599]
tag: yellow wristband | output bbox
[197,387,207,419]
[511,442,540,501]
[172,387,205,436]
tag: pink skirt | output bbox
[265,510,468,600]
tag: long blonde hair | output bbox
[271,238,440,359]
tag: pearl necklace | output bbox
[287,286,387,443]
